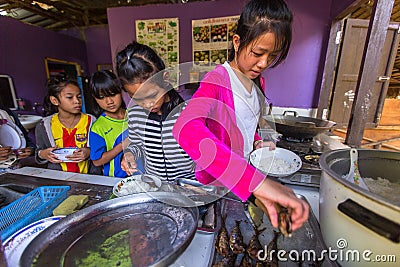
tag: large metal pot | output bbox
[20,192,199,267]
[319,149,400,266]
[262,111,336,140]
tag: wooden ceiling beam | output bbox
[7,0,82,25]
[45,20,72,30]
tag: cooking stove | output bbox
[276,135,323,188]
[273,132,349,220]
[277,137,322,171]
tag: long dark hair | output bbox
[43,77,79,116]
[228,0,293,89]
[89,70,126,117]
[115,41,182,111]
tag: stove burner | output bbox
[303,154,320,165]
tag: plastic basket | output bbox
[0,185,70,241]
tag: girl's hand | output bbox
[121,152,138,176]
[40,147,62,163]
[66,148,90,162]
[0,146,12,160]
[254,140,276,150]
[253,178,309,231]
[16,147,34,159]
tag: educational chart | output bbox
[192,15,239,71]
[136,18,179,68]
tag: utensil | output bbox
[176,178,242,204]
[51,147,78,162]
[3,216,64,267]
[262,111,336,140]
[250,147,302,177]
[113,174,162,197]
[0,121,25,150]
[343,148,369,190]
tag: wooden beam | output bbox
[317,20,343,119]
[336,0,370,20]
[346,0,396,147]
[7,0,82,26]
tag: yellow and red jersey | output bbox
[51,114,92,173]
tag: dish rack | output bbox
[0,185,70,241]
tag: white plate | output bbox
[51,147,78,162]
[3,216,64,266]
[0,121,26,149]
[113,174,162,197]
[250,147,302,177]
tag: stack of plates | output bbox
[0,121,26,150]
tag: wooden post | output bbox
[345,0,396,147]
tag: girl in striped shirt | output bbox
[116,41,195,182]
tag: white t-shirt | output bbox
[223,62,260,160]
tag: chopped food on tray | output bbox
[73,230,131,267]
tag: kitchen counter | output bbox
[4,167,321,267]
[3,167,215,267]
[2,132,348,266]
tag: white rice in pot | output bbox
[364,177,400,207]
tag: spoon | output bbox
[344,148,369,190]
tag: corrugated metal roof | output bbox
[0,0,213,30]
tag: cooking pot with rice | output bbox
[319,148,400,267]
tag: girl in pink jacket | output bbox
[173,0,309,232]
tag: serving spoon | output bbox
[344,148,369,190]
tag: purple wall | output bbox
[85,26,112,75]
[0,16,88,113]
[58,26,112,76]
[264,0,333,108]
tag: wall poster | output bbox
[191,15,239,71]
[135,18,179,69]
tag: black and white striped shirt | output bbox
[126,102,195,181]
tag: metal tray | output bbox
[177,178,222,194]
[175,179,222,234]
[211,196,339,266]
[197,201,222,235]
[20,192,199,267]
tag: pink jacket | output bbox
[172,65,266,201]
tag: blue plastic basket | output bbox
[0,185,70,241]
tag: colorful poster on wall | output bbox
[135,18,179,68]
[192,15,239,71]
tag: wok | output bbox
[262,111,336,140]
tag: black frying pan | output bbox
[261,111,336,140]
